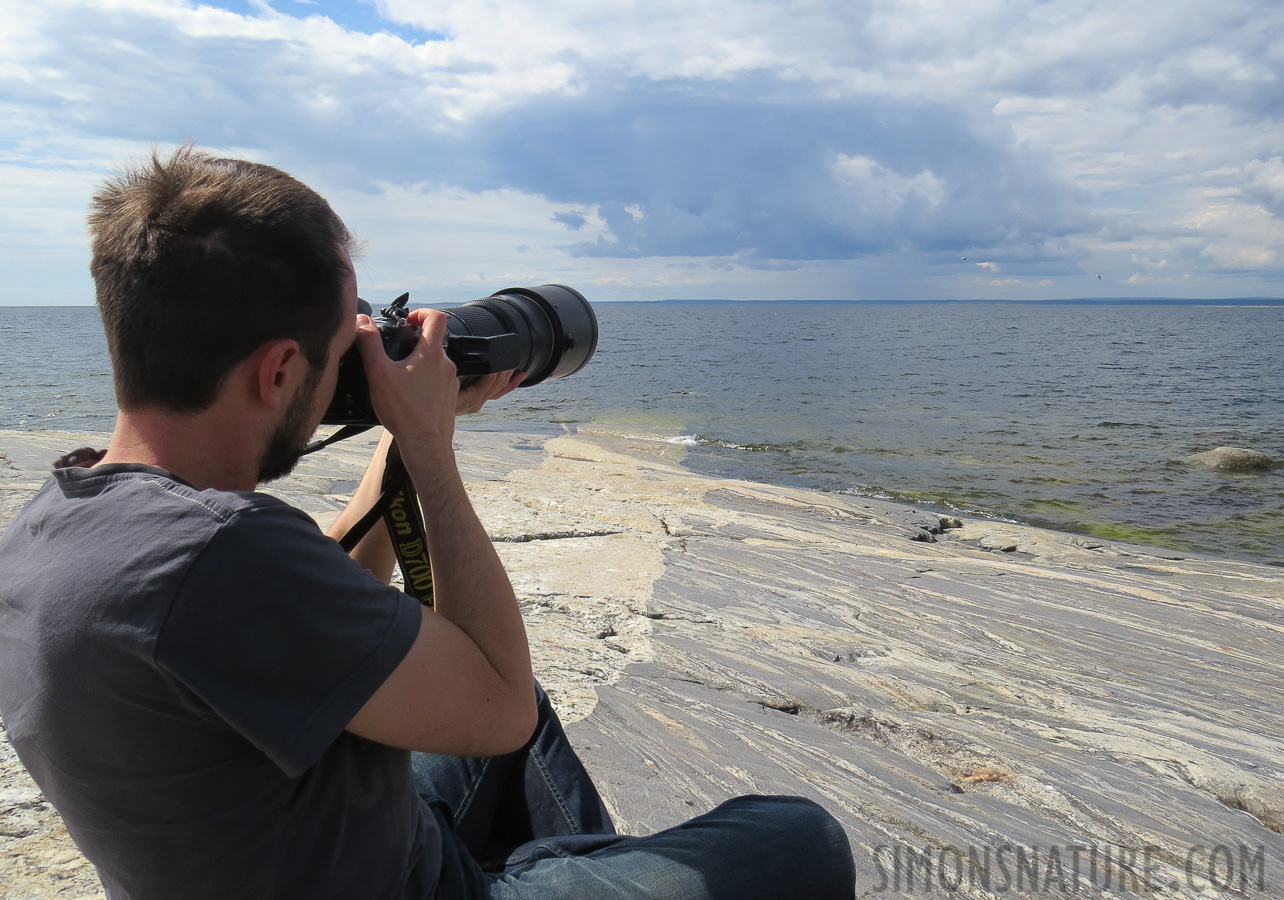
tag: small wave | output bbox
[667,434,820,453]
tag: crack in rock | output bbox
[491,528,625,543]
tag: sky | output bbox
[1,0,1282,305]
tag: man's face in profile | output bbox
[256,363,323,484]
[256,253,360,484]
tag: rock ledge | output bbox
[3,427,1283,899]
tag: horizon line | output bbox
[4,296,1283,308]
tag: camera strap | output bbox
[333,439,435,608]
[302,424,373,457]
[379,441,435,606]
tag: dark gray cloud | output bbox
[551,211,588,231]
[437,80,1095,262]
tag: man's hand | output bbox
[456,369,525,415]
[354,308,461,454]
[356,309,525,446]
[54,447,106,469]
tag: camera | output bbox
[322,284,598,426]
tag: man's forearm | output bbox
[326,430,396,583]
[403,445,534,696]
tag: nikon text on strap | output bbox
[313,435,435,607]
[378,441,434,606]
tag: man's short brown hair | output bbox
[89,145,354,412]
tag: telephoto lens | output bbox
[322,284,598,426]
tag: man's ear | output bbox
[251,338,304,410]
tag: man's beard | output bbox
[257,365,322,484]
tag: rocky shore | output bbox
[2,427,1283,899]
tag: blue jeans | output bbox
[412,683,856,899]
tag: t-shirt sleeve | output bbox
[155,501,422,777]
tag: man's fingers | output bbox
[496,370,525,398]
[472,370,523,399]
[53,447,105,469]
[455,370,525,415]
[407,307,449,349]
[359,309,453,382]
[353,314,385,366]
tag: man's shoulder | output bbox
[0,463,324,588]
[29,463,320,537]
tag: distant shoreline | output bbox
[621,297,1284,306]
[5,297,1283,309]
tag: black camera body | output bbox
[323,284,597,426]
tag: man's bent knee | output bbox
[719,795,856,895]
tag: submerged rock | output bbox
[1187,446,1277,471]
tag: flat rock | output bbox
[3,427,1284,899]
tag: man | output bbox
[0,147,855,899]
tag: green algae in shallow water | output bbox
[1080,521,1191,552]
[585,409,692,438]
[1024,499,1082,513]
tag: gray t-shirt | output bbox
[0,464,437,899]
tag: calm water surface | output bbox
[2,303,1281,565]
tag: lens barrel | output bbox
[442,284,597,386]
[322,284,597,426]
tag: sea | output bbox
[2,301,1282,566]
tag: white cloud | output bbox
[328,180,612,297]
[1130,255,1169,270]
[988,277,1053,288]
[1244,156,1284,215]
[1125,273,1193,284]
[2,0,1283,301]
[833,155,947,213]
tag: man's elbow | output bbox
[461,681,541,756]
[494,684,539,754]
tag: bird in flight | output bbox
[1095,273,1103,279]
